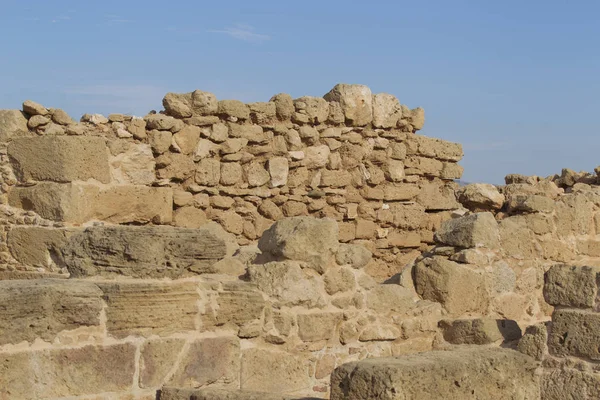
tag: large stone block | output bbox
[439,318,521,345]
[140,338,186,388]
[241,349,311,393]
[457,183,504,211]
[8,182,172,224]
[0,343,136,398]
[7,226,71,267]
[168,337,240,388]
[8,136,110,183]
[324,84,373,126]
[0,109,28,141]
[541,367,600,400]
[414,256,489,315]
[416,180,460,210]
[548,309,600,360]
[434,212,499,249]
[158,388,299,400]
[258,217,339,274]
[99,281,198,338]
[0,279,102,345]
[405,134,463,162]
[297,311,343,342]
[330,347,539,400]
[544,264,600,308]
[62,223,235,278]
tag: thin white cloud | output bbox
[209,24,270,43]
[51,15,70,23]
[105,14,134,24]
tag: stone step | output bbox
[158,387,320,400]
[330,347,540,400]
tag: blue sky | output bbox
[2,0,600,184]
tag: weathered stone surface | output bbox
[434,212,500,249]
[304,145,330,169]
[414,256,489,315]
[548,309,600,360]
[244,161,270,187]
[324,266,356,294]
[7,226,70,266]
[99,280,198,338]
[507,194,554,213]
[457,183,504,211]
[241,349,311,393]
[416,180,460,210]
[541,367,600,400]
[23,100,48,115]
[294,96,329,124]
[159,387,300,400]
[140,338,186,388]
[439,318,521,345]
[268,157,289,187]
[174,125,202,155]
[366,284,416,314]
[372,93,401,128]
[168,337,240,388]
[248,261,325,308]
[297,311,343,342]
[9,183,173,224]
[8,136,110,183]
[0,279,102,345]
[330,347,540,400]
[149,129,173,154]
[517,323,547,361]
[63,223,236,278]
[324,84,373,126]
[0,343,136,398]
[0,109,28,141]
[405,134,463,162]
[258,217,339,273]
[191,90,219,115]
[336,243,372,269]
[544,264,600,308]
[163,92,193,118]
[270,93,294,121]
[109,142,156,185]
[218,100,250,120]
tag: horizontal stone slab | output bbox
[405,134,463,162]
[544,264,600,308]
[7,226,71,267]
[62,223,236,278]
[330,347,539,400]
[8,182,172,224]
[0,343,136,398]
[0,279,103,345]
[548,309,600,360]
[99,280,199,338]
[8,136,111,183]
[158,387,314,400]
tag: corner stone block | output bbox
[434,212,500,249]
[241,348,311,393]
[330,347,539,400]
[62,223,236,278]
[0,343,136,399]
[0,279,103,345]
[544,264,600,308]
[8,182,173,224]
[0,109,28,142]
[548,309,600,360]
[167,337,240,388]
[98,280,199,338]
[8,136,111,183]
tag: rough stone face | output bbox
[99,280,198,338]
[268,157,289,187]
[330,347,540,400]
[517,323,548,361]
[0,279,103,345]
[457,183,504,211]
[297,311,343,341]
[168,337,240,388]
[191,90,219,115]
[414,256,489,315]
[434,212,500,249]
[366,284,416,314]
[163,92,193,118]
[548,309,600,360]
[541,367,600,400]
[8,136,111,183]
[62,223,236,278]
[241,349,311,393]
[7,226,70,267]
[218,100,250,120]
[258,217,339,273]
[139,338,186,388]
[247,261,325,308]
[109,142,156,185]
[439,318,521,345]
[372,93,402,128]
[324,84,373,126]
[544,264,600,308]
[0,343,136,399]
[270,93,294,120]
[159,388,298,400]
[0,109,28,141]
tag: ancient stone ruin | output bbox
[0,84,599,399]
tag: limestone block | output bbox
[324,266,356,294]
[196,158,221,186]
[140,338,186,388]
[159,387,297,400]
[173,125,202,154]
[416,180,460,210]
[270,93,294,121]
[507,194,554,213]
[268,156,289,187]
[62,223,236,278]
[414,256,489,315]
[209,287,266,327]
[372,93,402,128]
[517,323,548,361]
[439,318,521,345]
[173,206,207,228]
[168,337,240,388]
[366,284,416,314]
[544,264,600,308]
[541,367,600,400]
[335,243,372,269]
[324,84,373,126]
[457,183,504,211]
[293,96,329,124]
[156,153,196,181]
[218,100,250,120]
[548,309,600,360]
[0,109,28,141]
[163,92,193,118]
[0,343,136,398]
[109,142,156,185]
[244,161,270,187]
[240,349,311,393]
[405,134,463,162]
[359,324,401,342]
[383,184,420,201]
[148,129,173,154]
[23,100,48,115]
[304,145,331,169]
[247,261,325,308]
[8,136,110,183]
[297,311,343,342]
[145,114,183,131]
[191,90,219,115]
[229,124,269,144]
[330,347,539,400]
[248,101,277,124]
[51,109,73,125]
[99,280,198,338]
[434,212,499,249]
[0,279,102,345]
[7,226,70,266]
[258,217,339,273]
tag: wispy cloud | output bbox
[208,24,270,43]
[105,14,134,24]
[51,15,71,23]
